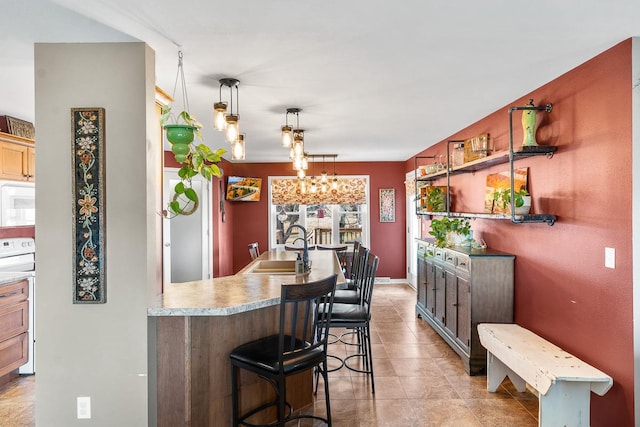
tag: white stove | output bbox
[0,237,35,374]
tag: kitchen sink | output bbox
[243,260,298,275]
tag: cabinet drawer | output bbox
[0,332,28,378]
[0,279,28,309]
[456,254,470,273]
[0,300,28,342]
[443,250,456,267]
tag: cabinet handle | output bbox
[459,262,467,268]
[0,292,19,298]
[452,303,458,307]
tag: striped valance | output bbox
[271,177,368,205]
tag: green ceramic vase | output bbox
[164,124,195,163]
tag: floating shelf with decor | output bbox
[414,101,557,225]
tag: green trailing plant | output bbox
[493,188,529,210]
[160,105,226,217]
[428,217,473,248]
[425,186,446,212]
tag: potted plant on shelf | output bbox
[429,217,474,248]
[160,105,226,217]
[492,188,531,215]
[424,186,446,212]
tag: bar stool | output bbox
[230,274,338,426]
[319,253,379,393]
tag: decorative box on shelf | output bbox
[0,116,35,140]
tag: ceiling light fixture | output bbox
[215,78,240,143]
[281,108,300,148]
[231,134,245,161]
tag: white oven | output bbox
[0,181,35,227]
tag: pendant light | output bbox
[332,155,339,189]
[281,108,300,148]
[216,78,240,143]
[213,81,227,131]
[231,134,245,161]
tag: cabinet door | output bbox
[455,274,471,353]
[0,141,29,181]
[417,258,427,308]
[434,264,446,325]
[27,146,35,181]
[444,268,457,337]
[425,257,436,315]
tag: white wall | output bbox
[34,42,159,426]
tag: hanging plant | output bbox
[160,51,226,217]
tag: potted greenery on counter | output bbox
[429,217,474,248]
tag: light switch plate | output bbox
[77,396,91,419]
[605,247,615,269]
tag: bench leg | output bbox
[486,352,526,393]
[539,381,591,427]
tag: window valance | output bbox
[271,177,368,205]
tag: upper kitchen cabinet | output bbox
[0,132,35,182]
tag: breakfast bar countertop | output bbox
[147,249,346,317]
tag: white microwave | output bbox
[0,181,35,226]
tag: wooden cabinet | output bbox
[416,239,514,375]
[0,279,29,378]
[0,132,35,182]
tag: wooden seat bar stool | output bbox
[230,274,338,426]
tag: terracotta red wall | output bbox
[0,226,35,239]
[406,39,633,426]
[225,162,406,277]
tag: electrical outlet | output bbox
[605,247,615,269]
[77,396,91,419]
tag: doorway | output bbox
[406,171,420,289]
[162,168,211,284]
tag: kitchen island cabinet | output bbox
[148,249,345,427]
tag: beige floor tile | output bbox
[355,399,420,426]
[411,398,482,427]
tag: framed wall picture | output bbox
[71,108,106,303]
[379,188,395,222]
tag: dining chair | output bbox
[248,242,260,260]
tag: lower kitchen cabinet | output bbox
[416,239,514,375]
[0,278,29,379]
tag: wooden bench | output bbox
[477,323,613,427]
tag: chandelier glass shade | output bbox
[231,134,245,160]
[213,102,227,131]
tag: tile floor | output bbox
[0,283,538,426]
[298,283,539,426]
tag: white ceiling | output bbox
[2,0,640,162]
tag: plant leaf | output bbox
[174,181,185,194]
[169,200,180,213]
[185,188,198,202]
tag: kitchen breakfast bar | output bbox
[148,249,345,426]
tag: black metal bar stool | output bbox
[230,274,337,426]
[320,254,379,393]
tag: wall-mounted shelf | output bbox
[415,101,557,225]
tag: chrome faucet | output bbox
[284,224,310,272]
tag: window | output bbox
[269,176,370,249]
